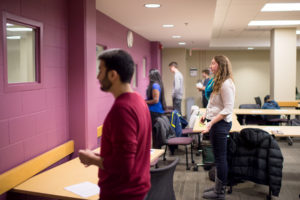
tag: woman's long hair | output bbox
[146,69,167,110]
[212,55,234,94]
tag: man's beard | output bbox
[100,74,112,91]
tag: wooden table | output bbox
[241,125,300,137]
[13,148,165,200]
[193,114,242,133]
[233,108,300,115]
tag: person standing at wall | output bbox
[197,69,211,108]
[200,55,235,200]
[169,61,184,114]
[78,49,152,200]
[146,69,167,127]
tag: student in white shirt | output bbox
[200,55,235,200]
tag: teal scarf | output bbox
[205,79,214,100]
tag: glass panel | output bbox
[6,22,36,83]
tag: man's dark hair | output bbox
[202,69,210,75]
[264,95,270,103]
[98,49,134,83]
[168,61,178,68]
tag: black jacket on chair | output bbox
[227,128,283,197]
[152,116,176,149]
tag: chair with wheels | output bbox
[144,158,179,200]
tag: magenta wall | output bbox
[0,2,161,199]
[95,11,161,126]
[0,0,69,174]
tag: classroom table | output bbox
[193,108,300,144]
[233,108,300,115]
[13,148,165,200]
[241,125,300,137]
[193,110,242,133]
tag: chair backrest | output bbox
[254,97,262,108]
[144,157,179,200]
[239,104,260,109]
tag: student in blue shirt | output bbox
[146,69,167,127]
[262,95,281,124]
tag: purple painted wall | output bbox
[150,42,162,72]
[95,11,162,125]
[0,0,69,176]
[0,1,161,199]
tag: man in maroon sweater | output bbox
[79,49,152,200]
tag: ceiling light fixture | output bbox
[6,23,14,26]
[248,47,254,50]
[162,24,174,28]
[261,3,300,12]
[172,35,181,38]
[144,4,161,8]
[7,27,33,32]
[7,36,21,39]
[178,42,186,45]
[248,20,300,26]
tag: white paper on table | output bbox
[196,82,203,88]
[64,181,100,198]
[263,127,280,132]
[251,110,263,113]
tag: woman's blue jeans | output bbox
[209,120,231,183]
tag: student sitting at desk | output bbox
[79,49,152,200]
[262,95,281,125]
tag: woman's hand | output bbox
[200,114,206,124]
[202,122,212,134]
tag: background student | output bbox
[197,69,211,108]
[146,69,167,127]
[169,61,184,114]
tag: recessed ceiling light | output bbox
[172,35,182,39]
[248,47,254,50]
[162,24,174,28]
[178,42,186,45]
[7,36,21,39]
[248,20,300,26]
[297,30,300,35]
[144,4,161,8]
[261,3,300,12]
[7,27,33,31]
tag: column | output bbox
[270,28,297,101]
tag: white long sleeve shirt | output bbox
[206,78,235,122]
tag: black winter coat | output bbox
[227,128,283,197]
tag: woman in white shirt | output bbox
[201,55,235,200]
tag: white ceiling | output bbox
[96,0,300,50]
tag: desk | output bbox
[193,114,241,133]
[241,125,300,137]
[13,148,165,200]
[234,108,300,115]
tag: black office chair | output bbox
[254,96,262,108]
[237,104,264,125]
[144,158,179,200]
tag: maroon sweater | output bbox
[99,92,152,200]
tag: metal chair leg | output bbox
[191,143,194,164]
[163,144,167,161]
[185,145,190,170]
